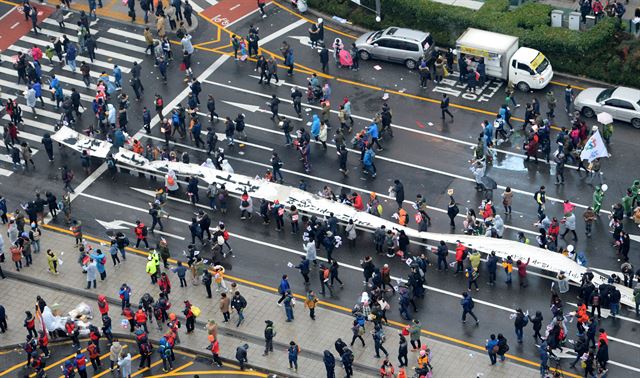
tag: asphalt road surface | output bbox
[1,1,639,377]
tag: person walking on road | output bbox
[323,350,336,378]
[304,290,318,320]
[440,94,454,120]
[461,292,479,324]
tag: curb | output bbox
[4,251,380,377]
[298,2,613,88]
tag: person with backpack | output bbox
[514,308,528,343]
[372,325,389,359]
[138,340,152,370]
[460,292,479,324]
[486,334,499,365]
[517,258,531,288]
[134,220,149,249]
[350,319,365,347]
[304,291,319,320]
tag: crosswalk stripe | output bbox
[3,113,58,131]
[8,43,132,74]
[96,37,147,54]
[0,78,64,108]
[18,35,141,64]
[0,127,45,144]
[36,27,81,43]
[0,69,95,103]
[189,1,204,13]
[0,53,52,72]
[0,166,14,176]
[41,18,99,34]
[106,28,144,42]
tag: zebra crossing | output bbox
[0,13,152,176]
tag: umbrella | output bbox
[597,112,613,125]
[480,176,497,190]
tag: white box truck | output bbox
[455,28,553,92]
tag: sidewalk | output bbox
[1,228,541,377]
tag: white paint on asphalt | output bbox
[65,55,230,207]
[96,219,185,240]
[203,80,614,216]
[76,190,640,365]
[258,19,307,46]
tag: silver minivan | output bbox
[354,27,435,70]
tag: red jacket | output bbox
[517,258,530,277]
[353,195,364,211]
[210,339,219,354]
[38,333,48,347]
[98,295,109,315]
[135,224,146,239]
[135,310,148,324]
[455,243,465,262]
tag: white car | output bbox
[574,86,640,129]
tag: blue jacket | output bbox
[119,286,131,300]
[67,45,77,61]
[311,115,320,137]
[114,129,125,148]
[285,50,294,66]
[461,296,473,311]
[363,149,374,166]
[288,345,299,360]
[486,338,498,352]
[90,251,106,273]
[366,123,379,139]
[113,66,122,81]
[279,279,290,294]
[33,82,42,97]
[143,109,151,124]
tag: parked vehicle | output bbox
[354,27,435,70]
[574,86,640,129]
[455,28,553,92]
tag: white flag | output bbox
[580,130,609,162]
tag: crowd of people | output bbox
[3,1,640,377]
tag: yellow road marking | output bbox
[40,225,579,377]
[271,0,357,39]
[156,371,267,377]
[131,358,164,377]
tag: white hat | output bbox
[318,18,323,24]
[567,245,574,252]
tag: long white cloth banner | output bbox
[51,128,632,308]
[51,126,112,158]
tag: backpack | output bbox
[191,306,201,317]
[522,316,529,327]
[223,230,229,240]
[100,255,107,265]
[141,226,148,236]
[469,298,475,309]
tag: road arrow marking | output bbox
[222,100,303,121]
[96,219,129,230]
[247,75,306,90]
[96,219,184,240]
[289,36,335,53]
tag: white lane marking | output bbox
[41,19,99,34]
[0,74,94,103]
[65,55,230,205]
[258,19,307,46]
[96,37,147,54]
[203,80,613,216]
[229,4,240,11]
[0,128,41,143]
[18,35,141,64]
[0,7,15,22]
[78,190,640,360]
[105,28,144,42]
[190,1,204,13]
[9,42,132,72]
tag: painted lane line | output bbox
[96,37,147,54]
[259,19,307,46]
[105,28,145,42]
[65,55,230,208]
[2,115,55,133]
[18,35,142,64]
[142,129,631,289]
[41,18,99,34]
[0,72,94,103]
[77,190,640,360]
[229,4,240,11]
[190,1,204,13]
[0,128,42,144]
[202,80,612,216]
[0,53,52,71]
